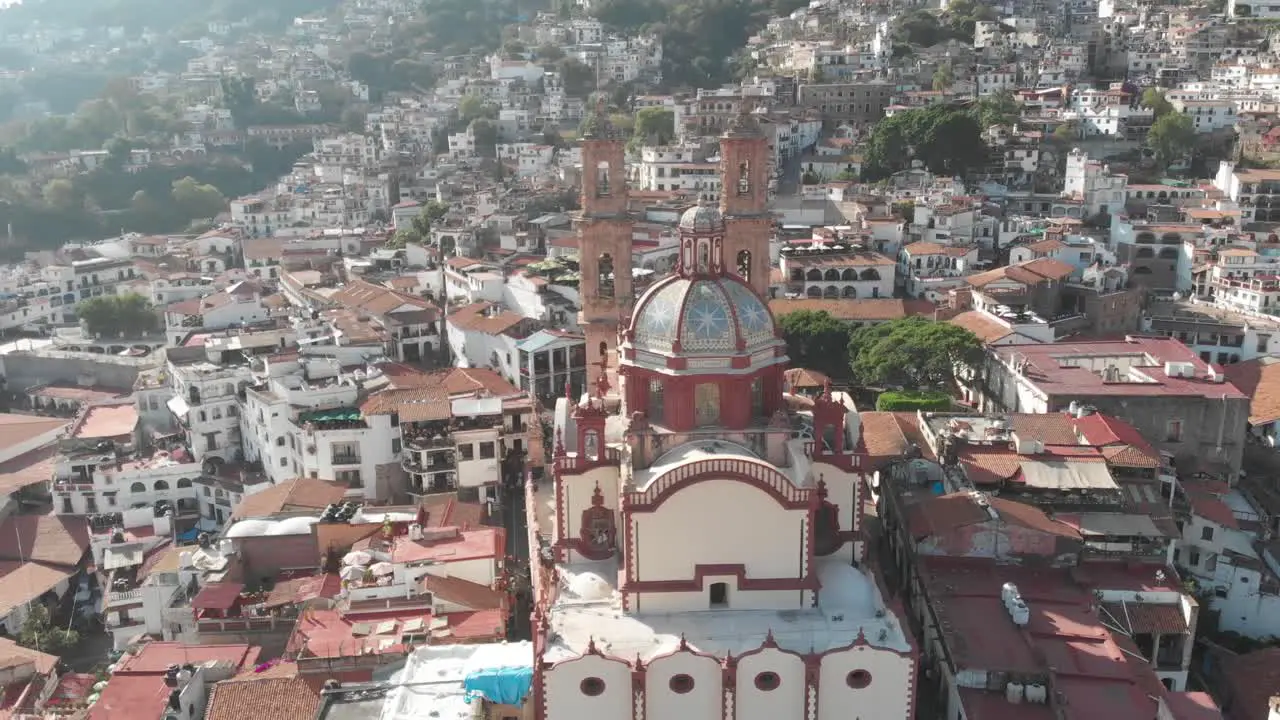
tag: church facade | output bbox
[526,105,918,720]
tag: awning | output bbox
[167,395,190,418]
[1101,601,1188,635]
[1065,513,1168,538]
[1019,459,1118,491]
[190,582,245,611]
[102,545,145,570]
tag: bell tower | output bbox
[719,101,772,298]
[577,101,632,397]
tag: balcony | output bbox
[331,453,362,466]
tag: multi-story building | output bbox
[795,81,894,124]
[975,336,1251,475]
[777,242,895,299]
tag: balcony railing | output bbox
[331,453,362,466]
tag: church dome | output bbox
[629,273,779,356]
[678,203,724,234]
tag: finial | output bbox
[821,379,833,401]
[855,627,867,645]
[591,482,605,507]
[594,369,611,399]
[816,475,828,501]
[634,653,645,669]
[554,429,565,458]
[678,633,689,651]
[586,637,600,655]
[762,629,777,648]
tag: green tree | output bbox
[17,604,78,655]
[104,136,134,172]
[469,118,498,158]
[42,179,78,211]
[341,107,367,134]
[932,62,955,91]
[78,293,159,338]
[131,189,161,216]
[458,95,497,123]
[1052,120,1078,143]
[847,316,983,388]
[974,90,1019,128]
[633,107,675,145]
[1148,112,1195,170]
[862,105,986,179]
[778,310,853,380]
[170,176,226,219]
[557,58,597,97]
[536,44,566,61]
[1142,88,1174,118]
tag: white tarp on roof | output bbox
[1019,459,1117,491]
[166,395,190,418]
[103,545,145,570]
[1069,513,1165,538]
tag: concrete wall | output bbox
[0,352,145,391]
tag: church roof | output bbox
[628,274,780,358]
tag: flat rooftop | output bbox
[380,642,533,720]
[545,555,910,663]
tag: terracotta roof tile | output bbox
[205,675,321,720]
[421,574,504,610]
[0,415,69,447]
[0,514,90,568]
[0,444,59,496]
[447,302,527,335]
[906,493,989,538]
[1223,357,1280,424]
[1009,413,1081,446]
[0,561,76,620]
[947,310,1013,343]
[1101,602,1187,635]
[232,478,349,520]
[0,636,58,675]
[1219,647,1280,720]
[769,298,938,323]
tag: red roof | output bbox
[90,642,258,720]
[191,582,246,611]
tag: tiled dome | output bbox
[678,204,725,234]
[629,274,778,355]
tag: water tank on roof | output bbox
[1006,683,1024,704]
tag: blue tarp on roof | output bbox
[463,666,533,705]
[177,527,201,542]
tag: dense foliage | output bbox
[590,0,809,89]
[890,0,996,48]
[861,104,986,180]
[875,389,953,412]
[78,293,159,338]
[16,605,78,655]
[1148,112,1195,170]
[847,316,984,388]
[777,310,854,381]
[388,201,449,248]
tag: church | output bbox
[524,105,918,720]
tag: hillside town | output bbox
[4,0,1280,717]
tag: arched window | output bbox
[598,253,614,298]
[824,286,839,298]
[598,341,608,368]
[130,482,145,493]
[1158,247,1179,259]
[697,241,710,273]
[824,269,840,282]
[176,478,192,488]
[841,269,856,281]
[736,250,751,283]
[842,286,857,298]
[1134,266,1153,274]
[1135,232,1156,244]
[737,161,750,195]
[1135,247,1155,259]
[806,286,822,298]
[595,161,611,197]
[583,430,599,460]
[154,480,169,491]
[648,379,665,424]
[806,269,822,281]
[860,268,881,281]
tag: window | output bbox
[460,444,475,461]
[580,677,606,696]
[710,581,728,608]
[669,674,695,694]
[846,670,872,689]
[754,672,780,691]
[479,441,496,459]
[1202,525,1215,541]
[694,383,720,427]
[1166,420,1183,442]
[751,378,764,418]
[648,379,665,424]
[276,437,285,447]
[1189,549,1201,566]
[392,438,402,454]
[1206,553,1218,572]
[130,482,145,493]
[280,457,288,467]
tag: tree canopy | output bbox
[1141,88,1174,119]
[389,201,450,249]
[78,293,159,338]
[777,310,853,381]
[862,105,986,180]
[16,604,77,656]
[847,316,983,388]
[1147,112,1195,170]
